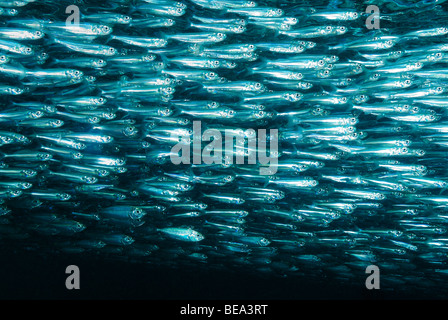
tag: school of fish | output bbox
[1,0,448,294]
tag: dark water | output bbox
[0,247,443,299]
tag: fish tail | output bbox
[104,35,115,44]
[158,53,170,67]
[251,56,268,71]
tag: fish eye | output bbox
[339,26,346,32]
[437,86,443,92]
[124,236,133,244]
[89,116,99,123]
[387,40,393,45]
[25,47,32,53]
[318,60,325,66]
[325,26,332,31]
[405,80,411,85]
[143,55,155,62]
[255,83,261,88]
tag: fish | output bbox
[1,0,448,298]
[158,227,204,242]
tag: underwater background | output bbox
[1,0,448,299]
